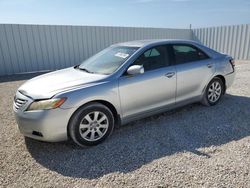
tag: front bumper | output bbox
[13,92,76,142]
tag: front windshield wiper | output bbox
[75,65,94,74]
[79,68,94,73]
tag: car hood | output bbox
[18,67,108,99]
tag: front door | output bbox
[118,45,176,119]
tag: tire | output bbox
[202,77,224,106]
[68,102,115,147]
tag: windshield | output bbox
[79,46,139,75]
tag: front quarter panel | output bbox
[55,80,121,115]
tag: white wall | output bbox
[193,24,250,60]
[0,24,192,76]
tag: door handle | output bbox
[165,72,175,78]
[207,64,213,68]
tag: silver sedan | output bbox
[13,39,235,147]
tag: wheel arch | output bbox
[213,75,226,94]
[67,100,121,139]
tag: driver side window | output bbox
[133,45,170,72]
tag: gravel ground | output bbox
[0,62,250,188]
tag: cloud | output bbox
[134,0,191,3]
[134,0,159,3]
[0,0,36,6]
[205,7,250,13]
[170,0,191,2]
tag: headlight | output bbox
[27,98,66,111]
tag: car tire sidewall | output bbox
[69,103,114,147]
[204,78,224,106]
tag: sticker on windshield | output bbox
[115,52,129,59]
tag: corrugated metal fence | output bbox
[0,24,191,76]
[193,24,250,60]
[0,24,249,76]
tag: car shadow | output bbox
[25,94,250,179]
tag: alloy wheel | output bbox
[207,81,222,103]
[79,111,109,141]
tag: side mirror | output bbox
[127,65,144,75]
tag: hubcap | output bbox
[208,81,222,103]
[79,111,109,141]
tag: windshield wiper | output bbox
[75,66,94,74]
[79,68,93,73]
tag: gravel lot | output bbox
[0,62,250,188]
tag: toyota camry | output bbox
[13,39,235,147]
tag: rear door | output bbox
[170,43,215,102]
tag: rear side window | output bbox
[133,45,170,72]
[172,44,209,64]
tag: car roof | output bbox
[113,39,222,59]
[115,39,200,48]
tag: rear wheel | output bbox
[69,103,115,147]
[202,77,224,106]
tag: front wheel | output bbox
[68,103,115,147]
[202,77,224,106]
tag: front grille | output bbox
[14,98,27,110]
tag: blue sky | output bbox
[0,0,249,28]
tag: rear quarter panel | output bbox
[215,55,234,75]
[214,55,235,89]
